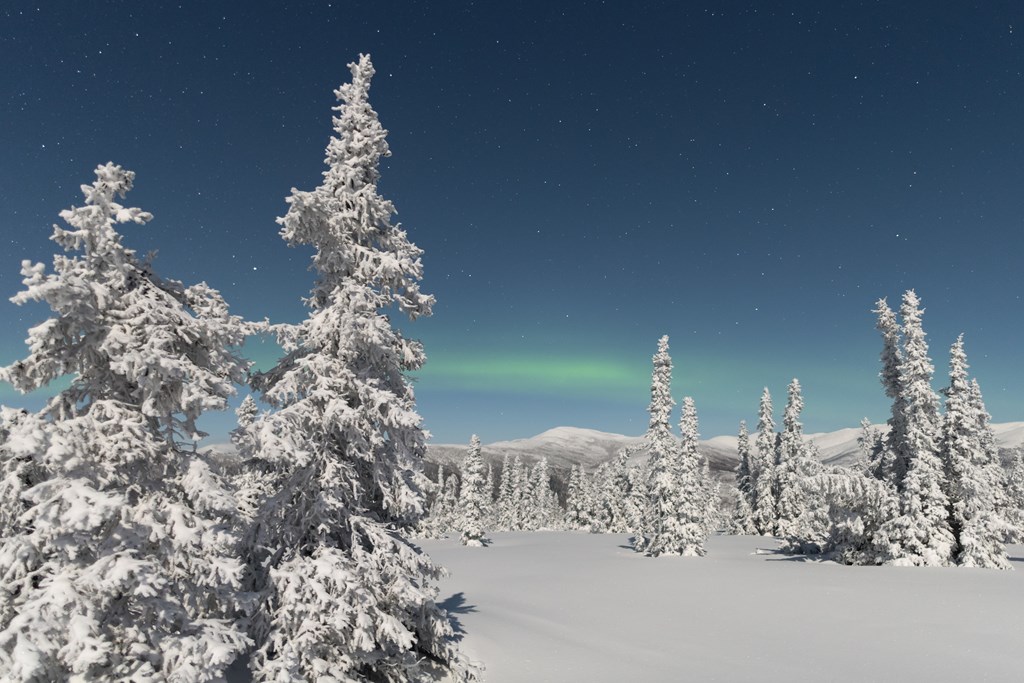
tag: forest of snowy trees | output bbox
[2,49,1024,683]
[422,300,1024,573]
[729,292,1023,568]
[419,336,721,557]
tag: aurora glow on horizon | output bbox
[3,3,1024,444]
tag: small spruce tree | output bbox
[458,435,489,546]
[731,421,758,534]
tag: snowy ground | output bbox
[419,532,1024,682]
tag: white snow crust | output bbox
[420,532,1024,682]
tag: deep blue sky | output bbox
[3,2,1024,444]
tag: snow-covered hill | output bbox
[427,426,738,476]
[427,421,1024,475]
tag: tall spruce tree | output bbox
[775,379,815,537]
[751,388,778,535]
[638,336,679,555]
[732,421,758,534]
[0,164,250,680]
[940,341,1009,568]
[242,56,472,681]
[645,396,710,557]
[871,298,907,487]
[875,291,953,566]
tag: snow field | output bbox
[420,532,1024,682]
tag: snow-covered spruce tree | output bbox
[970,379,1008,530]
[648,335,675,443]
[801,467,898,565]
[635,335,678,554]
[504,455,528,531]
[483,462,497,526]
[751,388,778,535]
[645,397,710,557]
[1003,448,1024,543]
[588,462,612,532]
[243,56,473,681]
[438,469,461,535]
[870,298,907,487]
[0,164,251,680]
[604,453,632,533]
[857,417,885,475]
[458,435,489,547]
[563,464,590,530]
[233,395,276,525]
[682,398,718,543]
[496,455,514,531]
[624,458,649,537]
[731,421,757,534]
[939,341,1009,569]
[874,291,954,567]
[775,379,818,537]
[414,467,447,539]
[533,457,562,529]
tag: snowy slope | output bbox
[421,532,1024,683]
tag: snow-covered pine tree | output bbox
[857,417,885,475]
[645,397,710,557]
[751,388,778,535]
[801,466,898,565]
[242,56,472,681]
[683,398,718,543]
[458,435,489,547]
[588,461,612,533]
[775,379,817,537]
[871,298,906,486]
[439,468,461,534]
[564,464,590,530]
[0,164,251,680]
[636,335,678,554]
[233,395,275,524]
[529,457,559,530]
[415,466,447,539]
[648,335,675,443]
[875,291,954,567]
[484,462,497,524]
[939,341,1009,569]
[970,379,1008,531]
[496,455,514,531]
[510,455,529,531]
[603,452,631,533]
[732,421,757,534]
[1003,448,1024,543]
[624,458,649,538]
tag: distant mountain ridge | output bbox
[427,422,1024,475]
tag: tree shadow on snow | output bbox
[754,546,817,562]
[438,592,477,638]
